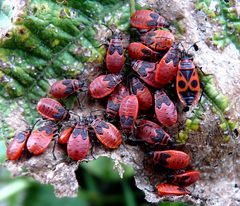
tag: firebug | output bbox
[131,10,169,30]
[154,90,177,127]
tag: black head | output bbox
[164,20,170,28]
[180,52,193,61]
[183,106,190,112]
[112,32,122,40]
[131,60,137,68]
[168,137,176,146]
[64,112,71,121]
[147,151,154,158]
[166,173,174,181]
[79,81,88,91]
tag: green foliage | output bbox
[24,184,88,206]
[0,140,6,163]
[81,157,134,182]
[0,0,130,159]
[196,0,240,49]
[0,161,142,206]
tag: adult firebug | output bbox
[6,129,31,160]
[131,60,162,88]
[150,150,190,169]
[26,123,58,155]
[156,183,190,196]
[106,33,125,73]
[50,79,87,99]
[140,30,174,51]
[89,73,122,99]
[37,98,70,121]
[155,43,181,85]
[154,90,177,127]
[106,84,129,118]
[67,120,90,161]
[119,95,139,134]
[176,54,200,107]
[128,42,164,62]
[130,77,152,110]
[90,118,123,149]
[137,119,174,146]
[167,170,200,187]
[130,10,169,30]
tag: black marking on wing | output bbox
[120,116,134,127]
[180,70,193,81]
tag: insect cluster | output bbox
[6,9,202,198]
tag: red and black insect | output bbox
[156,183,190,196]
[106,84,129,118]
[167,170,200,187]
[119,95,139,134]
[150,150,190,169]
[6,129,31,160]
[106,33,125,73]
[130,77,152,110]
[176,54,200,108]
[128,42,164,62]
[90,118,123,149]
[58,126,74,144]
[37,98,70,121]
[50,79,87,99]
[154,90,177,127]
[89,73,122,99]
[155,43,181,85]
[137,119,174,146]
[67,120,91,161]
[26,123,58,155]
[130,10,169,30]
[140,29,174,51]
[131,60,162,88]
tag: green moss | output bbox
[173,21,186,35]
[196,0,240,49]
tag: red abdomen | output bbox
[141,30,174,51]
[128,42,164,62]
[27,124,57,155]
[67,122,90,161]
[50,79,87,98]
[91,118,122,149]
[119,95,139,133]
[155,43,180,85]
[131,60,162,88]
[130,77,152,110]
[137,120,174,146]
[131,10,169,29]
[168,170,200,186]
[106,38,125,73]
[58,127,74,144]
[106,85,129,118]
[89,74,122,99]
[151,150,190,169]
[37,98,70,121]
[6,130,31,160]
[154,90,177,127]
[156,183,190,196]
